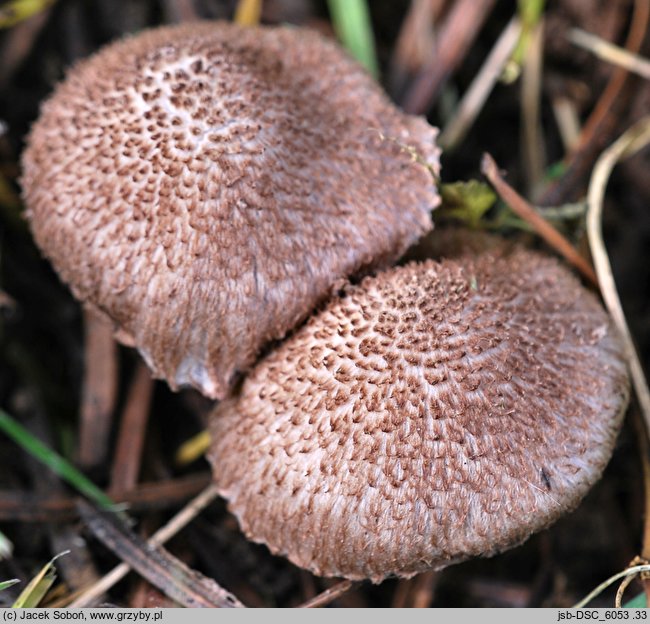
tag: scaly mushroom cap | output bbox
[208,242,629,582]
[21,22,440,399]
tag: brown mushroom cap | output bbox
[21,21,439,399]
[208,241,629,582]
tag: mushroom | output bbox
[208,238,629,582]
[21,21,440,399]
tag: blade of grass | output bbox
[0,408,115,511]
[327,0,378,78]
[574,565,650,608]
[520,15,545,195]
[569,28,650,80]
[175,430,211,465]
[586,117,650,607]
[0,580,20,592]
[12,552,68,608]
[586,117,650,434]
[0,0,56,28]
[233,0,262,26]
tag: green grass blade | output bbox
[0,408,115,510]
[12,552,67,608]
[0,580,20,592]
[327,0,378,78]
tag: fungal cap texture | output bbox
[208,243,629,582]
[21,21,440,399]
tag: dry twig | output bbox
[569,28,650,81]
[388,0,444,97]
[402,0,497,114]
[586,116,650,607]
[0,473,211,522]
[109,362,154,494]
[79,310,118,469]
[298,580,359,608]
[77,499,243,608]
[481,153,598,285]
[440,16,522,150]
[68,485,220,607]
[586,117,650,437]
[540,0,650,204]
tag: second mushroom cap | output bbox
[208,238,629,582]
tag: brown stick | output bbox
[70,485,222,607]
[78,309,118,469]
[481,153,598,286]
[298,580,358,608]
[402,0,497,114]
[0,473,211,522]
[110,362,154,494]
[572,0,649,159]
[388,0,445,97]
[79,500,243,608]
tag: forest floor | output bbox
[0,0,649,608]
